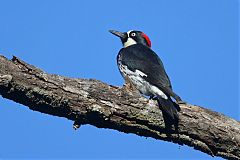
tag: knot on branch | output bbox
[0,74,12,86]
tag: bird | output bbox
[109,29,184,126]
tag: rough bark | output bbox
[0,55,239,160]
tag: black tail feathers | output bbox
[157,96,180,128]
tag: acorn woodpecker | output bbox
[109,29,184,125]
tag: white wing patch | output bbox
[150,86,168,99]
[135,69,147,77]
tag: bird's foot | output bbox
[149,95,158,100]
[177,100,187,104]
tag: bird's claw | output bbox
[149,95,158,100]
[177,100,187,104]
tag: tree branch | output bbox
[0,55,239,159]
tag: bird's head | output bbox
[109,30,151,48]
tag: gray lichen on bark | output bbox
[0,55,239,160]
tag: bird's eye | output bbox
[131,32,136,37]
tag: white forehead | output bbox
[127,30,134,36]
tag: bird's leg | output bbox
[149,95,154,99]
[174,95,187,104]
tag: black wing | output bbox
[119,44,173,95]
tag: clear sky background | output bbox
[0,0,238,159]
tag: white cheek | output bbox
[124,37,137,48]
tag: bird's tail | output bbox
[156,96,180,126]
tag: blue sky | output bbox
[0,0,238,159]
